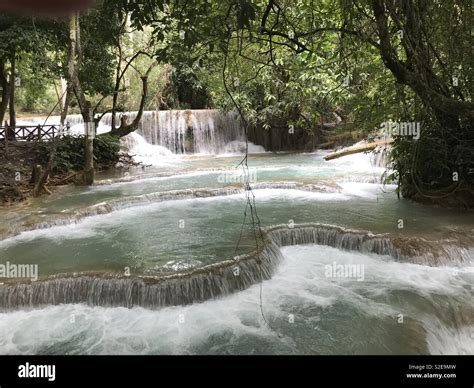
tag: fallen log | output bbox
[323,139,393,161]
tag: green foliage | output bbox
[77,3,122,96]
[169,63,211,108]
[94,134,122,167]
[1,0,471,202]
[15,53,58,112]
[39,135,121,173]
[0,14,65,113]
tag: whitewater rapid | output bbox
[1,243,472,355]
[0,129,472,355]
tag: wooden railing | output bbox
[0,125,63,141]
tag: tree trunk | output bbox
[369,0,473,207]
[68,13,94,184]
[371,0,474,120]
[7,53,16,139]
[83,106,95,185]
[0,60,9,124]
[60,83,71,129]
[33,150,54,197]
[109,68,154,138]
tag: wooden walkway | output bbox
[0,124,62,141]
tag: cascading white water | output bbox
[1,147,472,354]
[120,132,176,166]
[371,145,391,169]
[1,222,470,310]
[42,109,250,155]
[128,109,245,154]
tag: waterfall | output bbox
[120,131,175,166]
[266,224,472,266]
[128,109,245,154]
[0,240,283,310]
[44,109,247,154]
[371,145,391,169]
[1,223,471,310]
